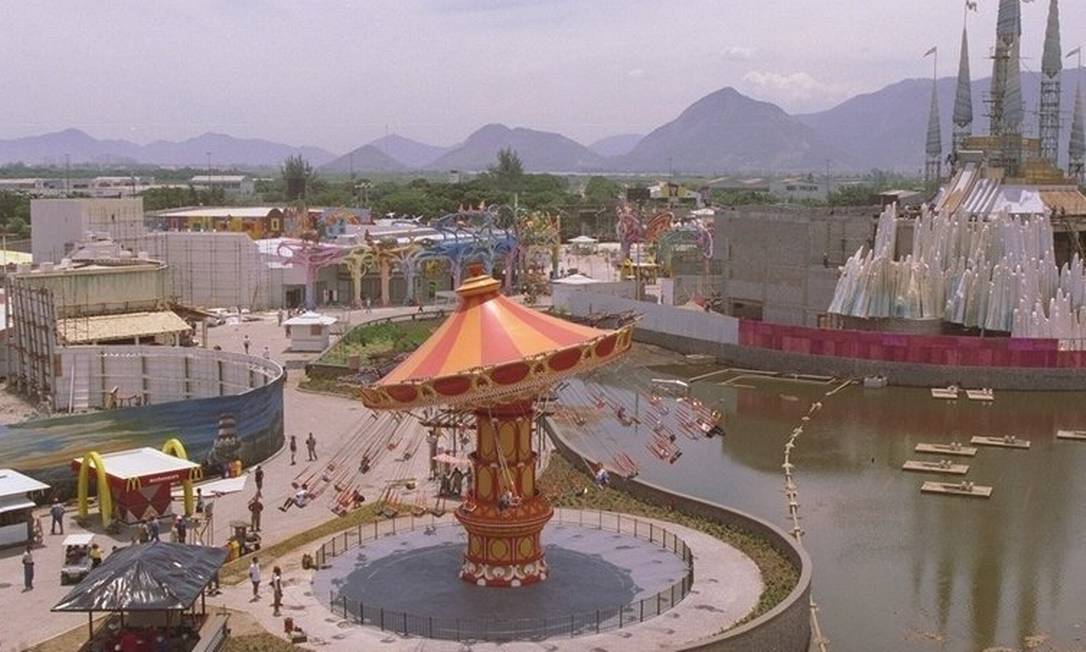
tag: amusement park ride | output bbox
[614,204,715,299]
[276,204,555,310]
[360,265,633,587]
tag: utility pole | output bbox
[206,152,212,203]
[64,154,70,197]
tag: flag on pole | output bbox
[924,46,938,58]
[965,0,977,11]
[1068,48,1082,59]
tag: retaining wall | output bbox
[563,291,1086,390]
[543,419,813,652]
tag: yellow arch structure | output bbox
[161,438,199,517]
[76,452,113,528]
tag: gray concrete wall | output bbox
[563,291,739,344]
[543,419,813,652]
[31,198,145,263]
[713,207,876,326]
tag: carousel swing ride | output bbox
[360,264,633,587]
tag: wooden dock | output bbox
[914,443,977,457]
[921,481,993,498]
[1056,430,1086,441]
[965,389,994,401]
[930,387,960,399]
[902,460,969,475]
[971,435,1030,449]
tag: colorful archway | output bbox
[76,452,112,528]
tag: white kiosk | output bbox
[0,469,49,547]
[283,311,338,352]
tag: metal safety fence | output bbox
[313,508,694,642]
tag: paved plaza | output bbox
[0,305,438,651]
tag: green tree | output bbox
[281,155,315,200]
[582,176,622,204]
[489,147,524,190]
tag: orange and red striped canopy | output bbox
[379,272,613,385]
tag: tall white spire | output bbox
[953,26,974,155]
[990,0,1024,136]
[1071,81,1085,180]
[925,62,943,187]
[1039,0,1062,165]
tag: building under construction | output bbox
[931,0,1086,264]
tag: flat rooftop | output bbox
[72,447,199,481]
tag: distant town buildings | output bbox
[189,174,255,196]
[0,176,163,198]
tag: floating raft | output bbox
[914,443,977,457]
[902,460,969,475]
[965,389,994,401]
[970,436,1030,449]
[921,481,993,498]
[930,387,960,399]
[1056,430,1086,441]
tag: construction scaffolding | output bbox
[5,278,58,405]
[136,232,282,311]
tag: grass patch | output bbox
[224,634,310,651]
[538,453,799,623]
[219,504,382,585]
[318,320,439,366]
[297,376,360,398]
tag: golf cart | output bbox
[61,533,94,584]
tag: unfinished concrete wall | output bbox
[54,345,282,411]
[713,207,875,326]
[31,198,145,262]
[136,232,281,310]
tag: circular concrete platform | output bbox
[312,518,691,641]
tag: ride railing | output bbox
[313,508,694,642]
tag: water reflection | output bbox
[554,353,1086,651]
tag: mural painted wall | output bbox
[0,376,284,497]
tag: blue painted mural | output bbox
[0,376,284,497]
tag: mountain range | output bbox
[4,69,1084,174]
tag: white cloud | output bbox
[626,68,645,79]
[740,70,851,110]
[722,46,755,61]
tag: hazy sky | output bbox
[1,0,1083,153]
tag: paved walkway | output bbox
[0,305,447,652]
[209,510,762,651]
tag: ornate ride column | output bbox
[456,400,553,587]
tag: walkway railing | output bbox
[313,509,694,642]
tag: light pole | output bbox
[206,152,212,202]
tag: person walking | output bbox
[254,465,264,492]
[242,334,251,355]
[148,517,160,542]
[306,433,317,461]
[271,566,284,616]
[49,499,64,535]
[289,436,298,465]
[21,546,34,590]
[195,488,205,514]
[249,496,263,532]
[262,345,271,360]
[248,557,261,600]
[89,543,103,568]
[174,514,187,544]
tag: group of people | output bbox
[247,557,285,615]
[288,433,319,465]
[437,467,471,498]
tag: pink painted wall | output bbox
[738,321,1086,369]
